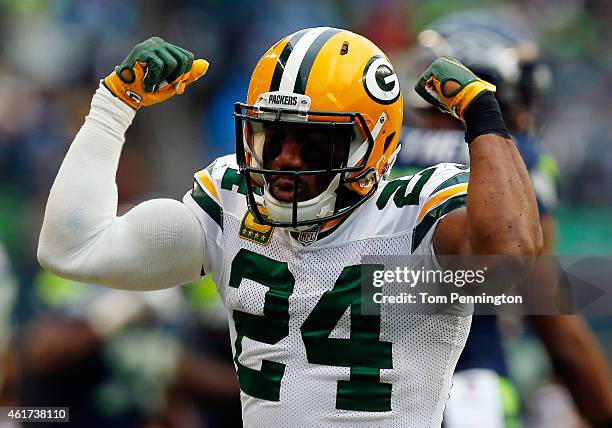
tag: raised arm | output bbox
[38,38,209,290]
[414,57,542,258]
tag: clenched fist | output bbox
[103,37,209,110]
[415,56,496,121]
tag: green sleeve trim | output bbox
[376,167,436,210]
[432,171,469,194]
[411,194,467,252]
[192,181,223,230]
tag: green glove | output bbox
[415,56,496,120]
[103,37,209,109]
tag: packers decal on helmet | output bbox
[363,55,401,105]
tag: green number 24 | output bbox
[228,249,393,412]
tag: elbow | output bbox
[467,222,543,291]
[470,224,543,280]
[37,219,65,275]
[490,226,544,280]
[37,214,88,280]
[498,234,543,259]
[506,222,544,258]
[475,222,543,258]
[37,237,56,273]
[37,231,83,281]
[37,239,69,279]
[513,212,545,257]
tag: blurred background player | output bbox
[2,153,241,428]
[392,10,612,428]
[168,276,242,428]
[0,1,609,427]
[0,241,17,411]
[15,272,183,428]
[8,271,240,428]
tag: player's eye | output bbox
[262,129,285,168]
[302,141,332,170]
[263,130,284,161]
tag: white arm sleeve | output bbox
[38,84,204,291]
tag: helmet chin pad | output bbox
[263,174,341,231]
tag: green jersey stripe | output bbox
[431,171,469,194]
[192,181,223,230]
[376,166,436,210]
[411,194,467,252]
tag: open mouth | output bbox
[269,175,304,202]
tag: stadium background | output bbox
[0,0,610,426]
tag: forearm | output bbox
[425,68,543,258]
[529,315,612,426]
[39,85,133,259]
[172,349,240,398]
[467,133,542,255]
[22,320,101,374]
[0,344,18,405]
[38,85,204,290]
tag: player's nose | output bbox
[275,137,305,170]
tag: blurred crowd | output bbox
[0,0,610,427]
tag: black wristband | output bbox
[463,92,510,144]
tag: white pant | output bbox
[443,369,518,428]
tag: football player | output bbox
[38,28,541,426]
[0,241,17,403]
[393,11,612,428]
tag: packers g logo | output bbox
[363,56,400,105]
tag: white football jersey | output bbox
[183,154,471,427]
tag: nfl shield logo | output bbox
[297,226,320,246]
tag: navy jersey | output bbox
[393,126,559,375]
[394,126,558,215]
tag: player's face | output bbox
[259,122,352,202]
